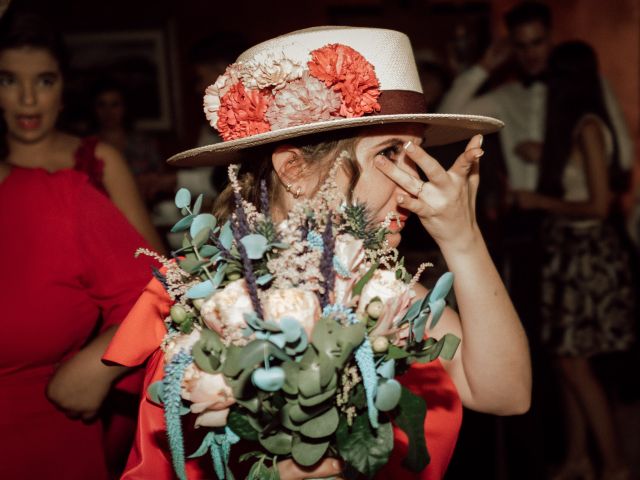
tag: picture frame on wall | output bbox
[64,30,173,131]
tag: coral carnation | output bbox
[203,65,240,129]
[308,44,381,118]
[265,72,341,129]
[216,82,272,141]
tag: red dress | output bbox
[0,167,154,480]
[104,281,462,480]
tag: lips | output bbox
[16,114,42,131]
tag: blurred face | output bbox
[95,90,125,130]
[342,124,424,248]
[0,47,63,144]
[510,21,551,76]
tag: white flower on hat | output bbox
[239,50,304,91]
[203,65,240,128]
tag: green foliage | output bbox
[392,386,430,472]
[342,203,387,249]
[336,415,394,478]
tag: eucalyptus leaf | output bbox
[192,194,204,215]
[199,245,219,258]
[428,298,446,330]
[241,234,269,260]
[291,436,330,467]
[393,386,430,472]
[430,272,454,301]
[259,430,293,455]
[219,221,233,249]
[190,213,216,238]
[170,214,194,233]
[147,380,163,405]
[192,228,211,248]
[300,406,339,438]
[186,280,215,299]
[178,257,209,274]
[256,273,273,286]
[175,188,191,209]
[374,379,402,412]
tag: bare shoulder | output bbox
[95,141,127,165]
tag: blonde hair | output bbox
[212,131,361,221]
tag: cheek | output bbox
[352,164,397,214]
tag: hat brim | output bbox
[168,113,503,167]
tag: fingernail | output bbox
[332,460,340,470]
[477,134,484,147]
[403,140,415,152]
[397,194,405,204]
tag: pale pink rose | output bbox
[195,409,231,428]
[370,289,415,346]
[181,365,235,428]
[333,234,365,304]
[239,51,304,91]
[265,72,341,130]
[203,65,241,129]
[200,279,255,344]
[163,327,202,363]
[357,270,409,314]
[263,288,321,338]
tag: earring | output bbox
[294,186,301,199]
[285,183,293,193]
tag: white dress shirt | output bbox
[438,65,634,191]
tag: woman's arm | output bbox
[514,119,611,219]
[47,326,128,420]
[97,142,166,253]
[375,135,531,415]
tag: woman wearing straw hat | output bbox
[105,26,531,479]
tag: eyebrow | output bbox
[370,138,405,150]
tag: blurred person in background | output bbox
[439,1,633,193]
[0,10,165,254]
[90,77,163,179]
[512,41,634,480]
[0,8,161,477]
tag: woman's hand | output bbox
[375,134,484,254]
[277,458,343,480]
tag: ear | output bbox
[271,145,313,198]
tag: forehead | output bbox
[357,123,424,148]
[0,47,60,72]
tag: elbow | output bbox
[499,392,531,415]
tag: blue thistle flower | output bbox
[355,337,379,428]
[162,350,193,480]
[322,303,358,325]
[306,230,324,250]
[333,257,351,277]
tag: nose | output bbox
[20,82,36,106]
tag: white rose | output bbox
[333,234,366,304]
[200,279,255,343]
[263,288,321,338]
[357,270,408,313]
[163,327,202,363]
[182,365,235,413]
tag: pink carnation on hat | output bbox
[308,43,381,118]
[216,82,272,141]
[239,51,305,91]
[265,72,342,130]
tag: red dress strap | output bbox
[74,136,107,195]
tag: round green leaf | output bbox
[292,436,330,467]
[375,379,402,412]
[190,213,216,239]
[300,406,339,438]
[175,188,191,209]
[259,430,293,455]
[240,234,269,260]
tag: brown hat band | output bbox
[378,90,428,115]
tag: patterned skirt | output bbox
[540,217,635,357]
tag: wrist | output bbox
[438,225,484,258]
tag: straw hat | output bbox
[169,26,503,166]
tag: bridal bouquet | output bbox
[145,156,459,479]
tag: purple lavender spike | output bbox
[231,219,264,319]
[319,214,336,308]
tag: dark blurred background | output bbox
[10,0,640,478]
